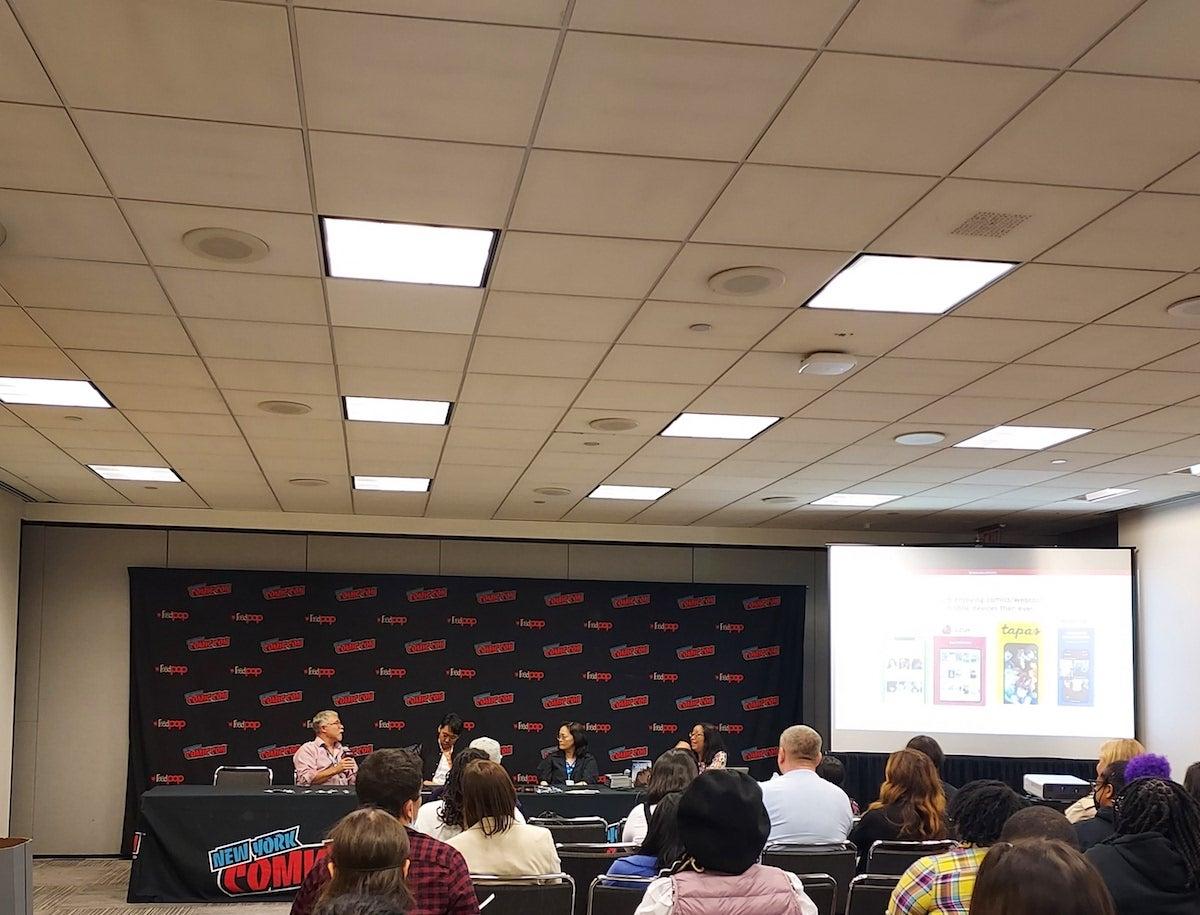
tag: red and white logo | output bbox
[743,595,782,611]
[304,667,336,678]
[231,612,263,624]
[716,672,745,684]
[514,722,544,732]
[585,722,612,734]
[651,621,679,633]
[448,616,477,627]
[183,743,229,760]
[261,637,304,653]
[515,669,545,681]
[404,690,445,707]
[229,719,261,731]
[407,586,447,602]
[677,594,716,610]
[258,744,302,761]
[475,641,515,656]
[583,670,613,682]
[741,746,779,762]
[305,614,337,625]
[649,723,679,734]
[185,688,229,705]
[157,610,189,621]
[742,646,781,661]
[717,622,745,634]
[335,638,376,654]
[476,589,517,604]
[676,645,716,660]
[335,586,377,602]
[609,694,649,711]
[475,692,515,708]
[263,585,305,600]
[517,618,546,629]
[650,672,679,683]
[676,695,715,710]
[154,718,187,730]
[188,582,232,598]
[741,695,780,711]
[157,664,188,676]
[611,643,650,660]
[405,638,446,655]
[151,773,185,784]
[375,720,406,731]
[545,591,584,607]
[378,615,408,625]
[586,620,614,632]
[230,665,263,677]
[376,667,407,678]
[718,723,744,734]
[333,690,375,707]
[259,690,303,707]
[447,667,477,679]
[612,593,651,609]
[541,693,582,709]
[187,636,231,651]
[609,745,648,762]
[543,642,583,658]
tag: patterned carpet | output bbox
[33,858,292,915]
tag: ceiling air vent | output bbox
[950,211,1032,238]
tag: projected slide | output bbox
[830,545,1135,758]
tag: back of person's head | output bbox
[678,770,770,875]
[461,759,517,837]
[638,791,686,868]
[947,780,1028,847]
[971,839,1116,915]
[998,805,1079,849]
[1124,752,1171,782]
[871,748,946,840]
[779,725,822,763]
[646,748,698,804]
[1098,761,1127,803]
[355,749,422,820]
[468,736,502,764]
[437,747,490,829]
[1114,777,1200,887]
[322,808,414,909]
[1097,738,1145,770]
[314,892,411,915]
[816,755,846,788]
[1186,762,1200,808]
[906,735,945,773]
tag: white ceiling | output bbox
[2,0,1200,536]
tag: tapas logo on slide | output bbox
[610,643,649,660]
[378,614,408,626]
[187,635,231,651]
[742,645,781,661]
[259,690,303,707]
[612,593,651,609]
[517,618,546,629]
[231,665,263,677]
[183,743,228,761]
[157,664,188,676]
[335,637,376,654]
[609,694,650,711]
[676,644,716,660]
[545,591,584,607]
[405,638,446,655]
[404,689,445,707]
[676,695,715,711]
[305,614,337,625]
[475,640,515,656]
[741,746,779,762]
[476,589,517,605]
[232,612,264,624]
[185,688,229,705]
[475,691,516,708]
[258,744,302,761]
[261,637,304,653]
[543,642,583,658]
[333,690,375,707]
[157,610,189,621]
[677,594,716,610]
[407,586,447,602]
[263,585,305,600]
[376,667,407,678]
[188,582,232,598]
[741,695,780,711]
[336,586,377,602]
[208,826,324,897]
[541,693,582,709]
[609,745,649,762]
[742,595,781,611]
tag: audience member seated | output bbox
[290,748,476,915]
[1065,738,1145,824]
[467,737,504,766]
[997,805,1078,849]
[415,748,526,843]
[1124,752,1172,782]
[633,770,818,915]
[970,838,1116,915]
[606,792,686,887]
[448,759,561,878]
[760,725,854,845]
[887,779,1028,915]
[622,749,697,844]
[849,748,947,871]
[318,807,414,913]
[537,721,599,786]
[1085,777,1200,915]
[816,754,860,814]
[688,722,727,773]
[906,735,958,803]
[315,892,414,915]
[1186,762,1200,809]
[1076,762,1127,852]
[422,713,464,787]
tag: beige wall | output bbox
[11,523,824,854]
[0,489,22,835]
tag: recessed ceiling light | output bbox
[1051,459,1069,465]
[797,352,858,376]
[811,493,901,508]
[588,484,670,501]
[257,400,312,415]
[805,254,1016,315]
[688,323,713,333]
[322,216,496,286]
[954,425,1091,450]
[289,478,329,487]
[343,396,451,425]
[534,486,572,497]
[0,377,110,408]
[707,266,785,296]
[353,475,431,492]
[894,431,946,446]
[182,227,269,263]
[660,412,780,440]
[89,465,181,482]
[1083,488,1136,503]
[588,417,638,432]
[761,496,798,504]
[1166,296,1200,318]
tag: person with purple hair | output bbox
[1123,753,1172,783]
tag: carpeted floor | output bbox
[34,858,292,915]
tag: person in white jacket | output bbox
[622,749,697,845]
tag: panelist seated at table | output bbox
[422,713,464,787]
[537,721,600,786]
[294,709,357,786]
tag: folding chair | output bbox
[845,874,901,915]
[212,766,272,789]
[794,873,837,915]
[556,844,639,915]
[587,874,656,915]
[472,873,574,915]
[530,816,609,843]
[866,840,956,875]
[762,841,856,913]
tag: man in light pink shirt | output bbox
[293,709,357,786]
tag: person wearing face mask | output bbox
[537,721,599,786]
[1077,762,1127,852]
[422,713,464,787]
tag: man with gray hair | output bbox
[759,725,853,845]
[293,709,357,786]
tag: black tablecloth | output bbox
[128,785,643,903]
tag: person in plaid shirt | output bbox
[888,780,1028,915]
[291,748,479,915]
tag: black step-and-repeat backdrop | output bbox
[126,567,805,845]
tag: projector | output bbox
[1023,774,1091,801]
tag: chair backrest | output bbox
[866,840,956,875]
[587,875,656,915]
[762,843,856,913]
[795,873,837,915]
[556,845,638,915]
[845,874,901,915]
[531,817,609,844]
[213,766,272,789]
[472,874,574,915]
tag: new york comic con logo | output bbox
[208,826,324,897]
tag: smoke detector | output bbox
[707,266,786,297]
[797,352,858,376]
[1167,296,1200,319]
[588,417,638,432]
[894,431,946,446]
[182,227,269,263]
[258,400,312,415]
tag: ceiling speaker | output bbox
[588,417,638,432]
[182,227,269,263]
[797,352,857,376]
[950,211,1031,238]
[258,400,312,415]
[1167,296,1200,319]
[707,266,786,296]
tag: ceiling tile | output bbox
[513,150,734,240]
[68,351,212,387]
[872,180,1126,260]
[722,351,873,390]
[451,403,564,431]
[29,309,194,355]
[333,328,468,372]
[205,359,336,396]
[125,411,241,436]
[696,165,935,249]
[310,132,523,227]
[957,263,1178,323]
[491,233,676,298]
[537,32,810,159]
[0,257,172,314]
[122,201,321,276]
[479,293,638,343]
[440,445,538,468]
[297,10,555,144]
[569,0,846,45]
[244,415,345,442]
[0,345,83,379]
[1019,324,1200,369]
[75,111,310,212]
[1042,193,1200,272]
[838,358,999,396]
[757,309,935,357]
[829,0,1140,68]
[295,0,566,25]
[1153,153,1200,195]
[99,383,227,414]
[797,391,937,422]
[620,301,786,351]
[594,345,740,385]
[1077,0,1200,79]
[1110,405,1200,434]
[186,318,332,363]
[7,405,135,432]
[754,53,1048,175]
[1072,370,1200,404]
[1019,401,1156,429]
[449,425,549,452]
[338,366,462,400]
[0,189,143,262]
[906,395,1059,425]
[652,244,849,308]
[575,380,703,412]
[327,281,483,335]
[270,475,352,514]
[558,408,674,437]
[0,103,106,195]
[38,426,152,451]
[224,390,341,421]
[0,307,53,347]
[1097,274,1200,329]
[1147,344,1200,374]
[892,317,1076,363]
[538,431,633,456]
[687,385,822,416]
[1061,428,1187,453]
[351,490,429,517]
[15,0,300,123]
[468,336,607,378]
[458,374,585,407]
[955,364,1121,399]
[160,269,328,325]
[760,417,885,444]
[0,5,57,104]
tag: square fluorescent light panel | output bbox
[1084,488,1135,502]
[89,465,180,482]
[811,493,900,507]
[588,484,670,501]
[353,475,431,492]
[805,254,1016,314]
[660,413,780,440]
[954,425,1091,450]
[344,396,451,425]
[322,217,496,286]
[0,377,109,407]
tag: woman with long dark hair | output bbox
[849,748,946,872]
[319,808,413,913]
[972,839,1115,915]
[688,723,726,773]
[537,721,599,785]
[606,792,687,886]
[622,748,697,844]
[413,747,527,841]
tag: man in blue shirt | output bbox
[759,725,854,845]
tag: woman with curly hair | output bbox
[849,748,946,872]
[414,747,525,841]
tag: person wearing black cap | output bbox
[632,769,818,915]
